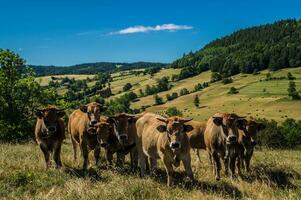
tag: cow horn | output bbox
[156,117,167,123]
[180,118,193,123]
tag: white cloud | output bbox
[110,24,193,35]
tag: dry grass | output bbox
[0,141,300,200]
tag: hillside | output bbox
[171,19,301,78]
[31,62,167,76]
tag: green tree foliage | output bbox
[171,19,301,77]
[123,83,132,92]
[287,72,296,80]
[153,95,163,105]
[166,92,178,101]
[222,77,233,84]
[211,72,222,83]
[288,81,300,100]
[228,87,239,94]
[0,49,42,141]
[194,95,200,107]
[165,107,183,117]
[179,88,189,96]
[144,76,170,96]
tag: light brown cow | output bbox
[35,106,65,169]
[204,112,246,180]
[235,119,266,175]
[186,120,207,162]
[68,102,106,170]
[136,113,194,186]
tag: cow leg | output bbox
[196,149,201,163]
[130,148,138,170]
[116,152,125,167]
[53,142,63,169]
[106,150,113,166]
[183,154,194,181]
[162,156,174,187]
[245,153,252,172]
[138,151,147,177]
[94,145,100,167]
[71,137,78,162]
[39,143,51,169]
[223,157,229,176]
[229,154,237,179]
[149,157,157,176]
[80,141,89,171]
[236,156,243,179]
[212,151,221,181]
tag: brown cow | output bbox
[136,113,194,186]
[235,119,266,175]
[68,102,106,170]
[204,112,246,180]
[35,106,65,169]
[186,120,207,162]
[103,113,137,167]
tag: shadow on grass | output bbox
[62,163,109,182]
[242,164,301,189]
[150,169,243,199]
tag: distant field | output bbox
[35,67,301,122]
[36,74,95,86]
[0,142,300,199]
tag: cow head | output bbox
[107,113,135,144]
[212,113,246,145]
[36,107,65,136]
[242,120,266,146]
[90,121,111,148]
[79,102,106,127]
[156,116,193,150]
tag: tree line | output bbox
[171,19,301,78]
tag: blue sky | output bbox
[0,0,301,66]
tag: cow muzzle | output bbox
[226,135,237,144]
[100,143,108,148]
[90,120,98,126]
[170,141,181,149]
[118,134,128,141]
[47,126,56,133]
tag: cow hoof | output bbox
[215,176,220,181]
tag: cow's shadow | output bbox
[240,164,300,189]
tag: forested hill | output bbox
[31,61,167,76]
[171,19,301,79]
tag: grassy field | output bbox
[0,141,300,200]
[35,67,301,122]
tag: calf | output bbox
[136,113,194,186]
[204,112,246,180]
[236,119,266,174]
[68,102,106,170]
[35,106,65,169]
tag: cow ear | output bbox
[258,123,266,131]
[183,124,193,132]
[36,110,44,118]
[80,105,88,113]
[157,125,167,133]
[237,119,247,130]
[57,111,65,118]
[212,117,223,126]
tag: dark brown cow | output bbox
[235,119,266,175]
[35,106,65,169]
[68,102,106,170]
[136,113,194,186]
[204,112,246,180]
[103,113,137,167]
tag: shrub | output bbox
[194,95,200,107]
[228,87,239,94]
[165,107,183,117]
[288,81,300,100]
[123,83,132,92]
[222,77,233,84]
[211,72,222,82]
[154,95,163,105]
[179,88,189,96]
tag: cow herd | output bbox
[35,102,266,186]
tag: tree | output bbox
[165,107,183,117]
[287,72,296,80]
[0,49,42,141]
[194,95,200,107]
[123,83,132,92]
[154,95,163,105]
[210,72,222,83]
[180,88,189,96]
[288,81,300,100]
[228,87,239,94]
